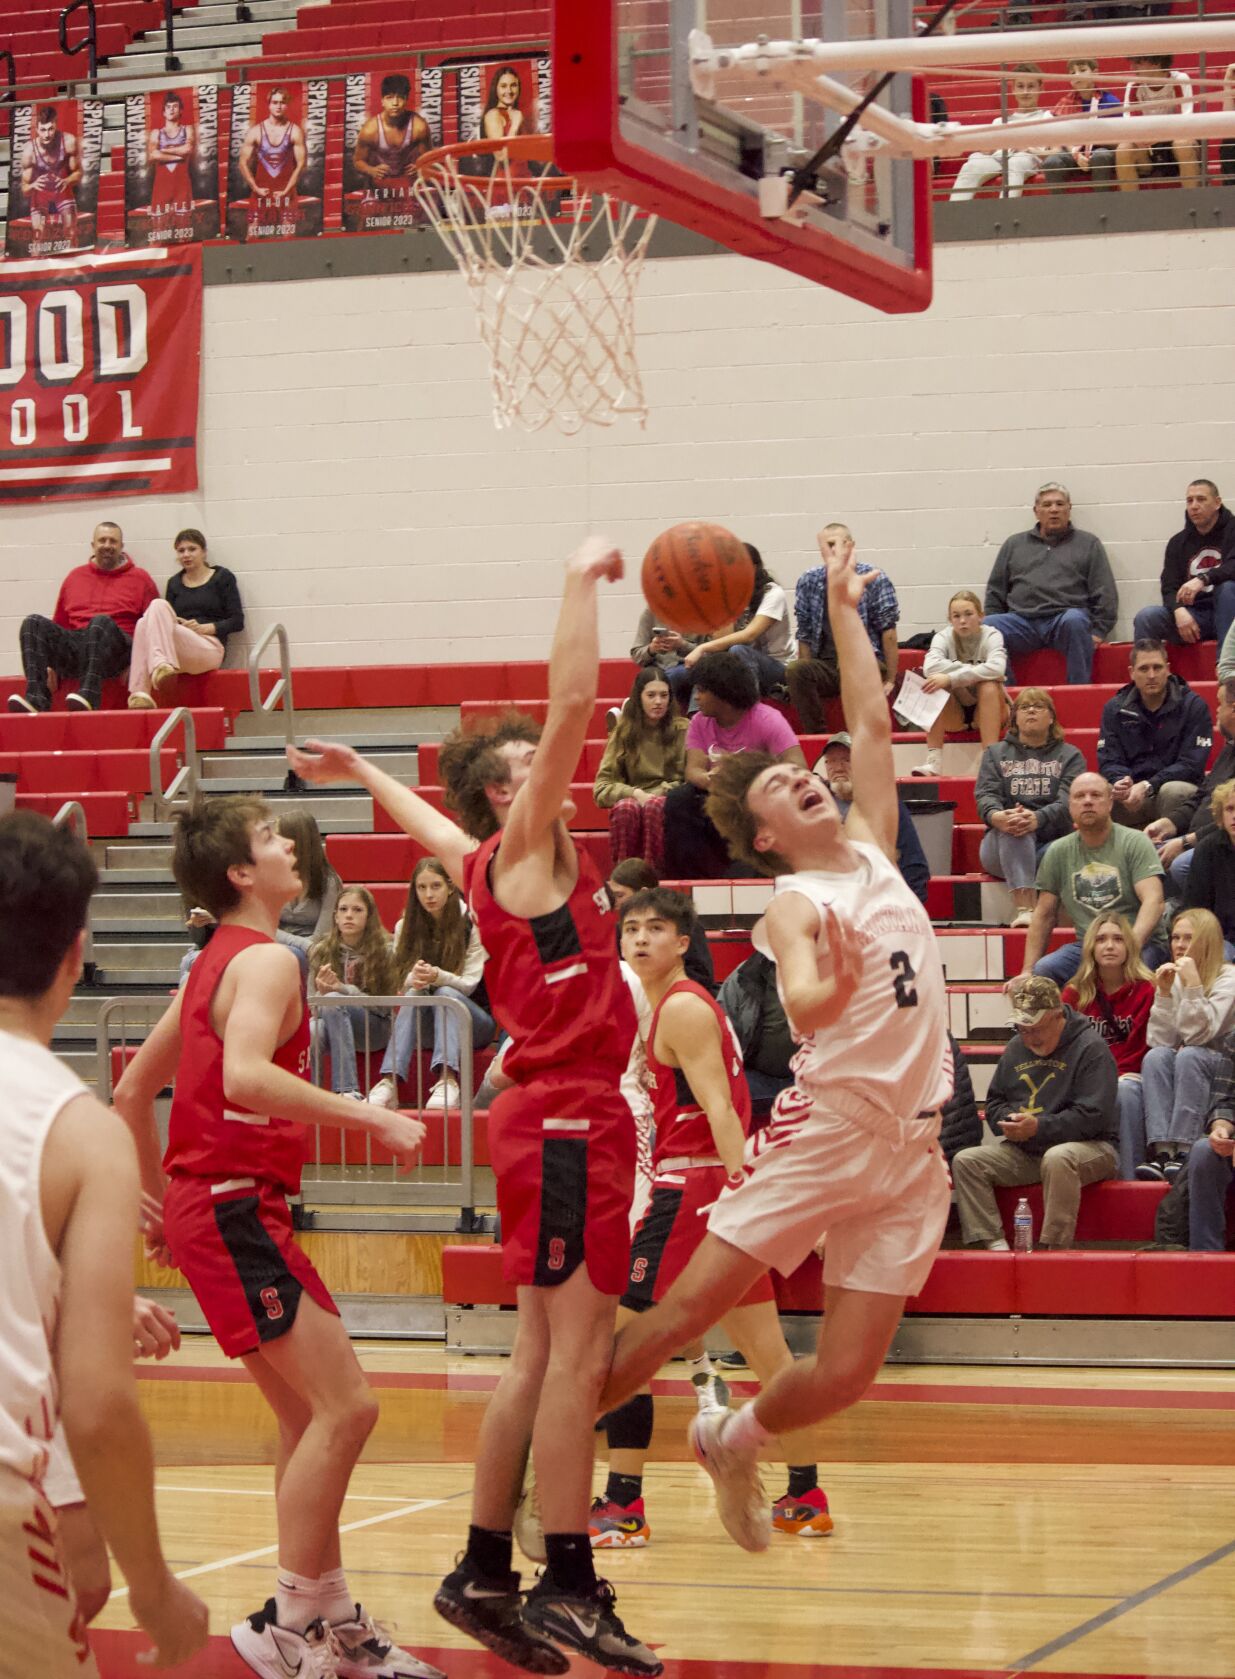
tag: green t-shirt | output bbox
[1035,826,1164,939]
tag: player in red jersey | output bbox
[590,889,830,1550]
[112,793,444,1679]
[289,537,661,1678]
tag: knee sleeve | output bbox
[604,1392,654,1452]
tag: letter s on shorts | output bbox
[260,1285,285,1321]
[547,1237,566,1272]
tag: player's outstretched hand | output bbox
[823,538,876,612]
[133,1297,180,1361]
[287,738,363,786]
[567,534,623,585]
[130,1571,209,1668]
[376,1110,429,1173]
[817,905,863,1029]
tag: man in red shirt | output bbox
[9,521,158,714]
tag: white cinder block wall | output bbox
[3,225,1233,670]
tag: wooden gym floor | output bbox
[91,1343,1235,1679]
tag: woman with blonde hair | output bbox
[912,589,1008,777]
[1138,907,1235,1182]
[309,885,397,1096]
[1062,913,1155,1178]
[974,686,1086,928]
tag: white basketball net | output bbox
[413,147,658,436]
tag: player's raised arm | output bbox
[498,534,622,867]
[824,532,899,860]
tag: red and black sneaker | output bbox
[772,1486,834,1536]
[588,1495,652,1549]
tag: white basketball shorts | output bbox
[0,1471,97,1677]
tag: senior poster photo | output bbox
[124,86,221,248]
[226,79,327,241]
[5,98,103,259]
[341,65,443,232]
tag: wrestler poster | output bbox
[341,65,443,232]
[225,78,327,242]
[453,56,550,147]
[124,86,221,248]
[5,99,104,261]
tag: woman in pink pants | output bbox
[128,529,245,708]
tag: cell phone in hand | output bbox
[652,625,669,637]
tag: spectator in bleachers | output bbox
[629,609,706,709]
[1043,58,1119,193]
[369,857,494,1113]
[309,885,395,1098]
[952,975,1119,1250]
[1116,56,1200,191]
[1137,907,1235,1183]
[1096,640,1211,832]
[664,651,806,878]
[911,589,1009,777]
[815,730,930,906]
[606,858,716,993]
[1061,913,1155,1179]
[276,809,342,975]
[128,529,245,709]
[594,669,688,872]
[785,523,900,733]
[976,687,1085,928]
[680,545,793,700]
[1132,480,1235,655]
[940,1032,983,1165]
[9,521,158,714]
[1019,772,1165,986]
[717,950,793,1108]
[1146,678,1235,896]
[982,483,1117,686]
[949,65,1051,201]
[1184,783,1235,957]
[1185,1064,1235,1250]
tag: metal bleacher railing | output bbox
[57,0,97,93]
[249,621,296,753]
[149,705,198,816]
[53,797,95,973]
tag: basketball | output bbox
[640,522,755,636]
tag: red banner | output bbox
[0,246,201,504]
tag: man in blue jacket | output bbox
[1096,639,1213,833]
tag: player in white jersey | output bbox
[0,811,207,1675]
[598,532,953,1552]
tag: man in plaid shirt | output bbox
[785,524,900,733]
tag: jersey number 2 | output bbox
[890,951,918,1009]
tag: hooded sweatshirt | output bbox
[1097,674,1213,792]
[1159,504,1235,611]
[53,554,159,637]
[975,735,1087,842]
[983,1009,1117,1156]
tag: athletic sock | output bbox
[466,1524,514,1581]
[605,1471,643,1507]
[687,1351,715,1380]
[543,1532,598,1598]
[275,1569,321,1634]
[786,1464,818,1500]
[317,1567,355,1625]
[724,1400,774,1456]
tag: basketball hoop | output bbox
[411,136,657,436]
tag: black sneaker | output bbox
[1163,1156,1185,1186]
[1135,1159,1168,1182]
[433,1555,568,1676]
[7,692,42,714]
[66,691,96,712]
[523,1577,663,1677]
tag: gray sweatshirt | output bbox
[974,736,1087,842]
[984,525,1118,638]
[984,1010,1118,1156]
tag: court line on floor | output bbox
[1007,1534,1235,1669]
[156,1483,424,1503]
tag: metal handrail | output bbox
[248,623,296,749]
[0,49,15,112]
[58,0,97,94]
[52,800,94,974]
[149,705,198,815]
[158,0,181,72]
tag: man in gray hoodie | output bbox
[983,483,1118,685]
[952,976,1119,1249]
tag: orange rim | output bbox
[412,134,562,183]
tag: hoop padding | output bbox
[412,138,658,436]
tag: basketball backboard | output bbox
[552,0,932,314]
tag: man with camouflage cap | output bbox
[952,976,1119,1250]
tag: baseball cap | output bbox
[1007,975,1062,1028]
[822,731,852,753]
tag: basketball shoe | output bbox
[231,1601,339,1679]
[589,1495,651,1548]
[433,1555,568,1676]
[688,1408,771,1553]
[523,1576,662,1676]
[772,1487,834,1536]
[330,1606,446,1677]
[689,1367,730,1413]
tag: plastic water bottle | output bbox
[1013,1197,1034,1254]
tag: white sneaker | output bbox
[368,1077,400,1110]
[424,1075,459,1110]
[690,1369,731,1414]
[1009,909,1034,930]
[911,750,942,777]
[232,1602,339,1678]
[332,1605,445,1678]
[986,1238,1011,1252]
[688,1407,771,1552]
[513,1452,546,1563]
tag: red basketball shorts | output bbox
[622,1165,774,1312]
[163,1175,338,1359]
[488,1073,634,1297]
